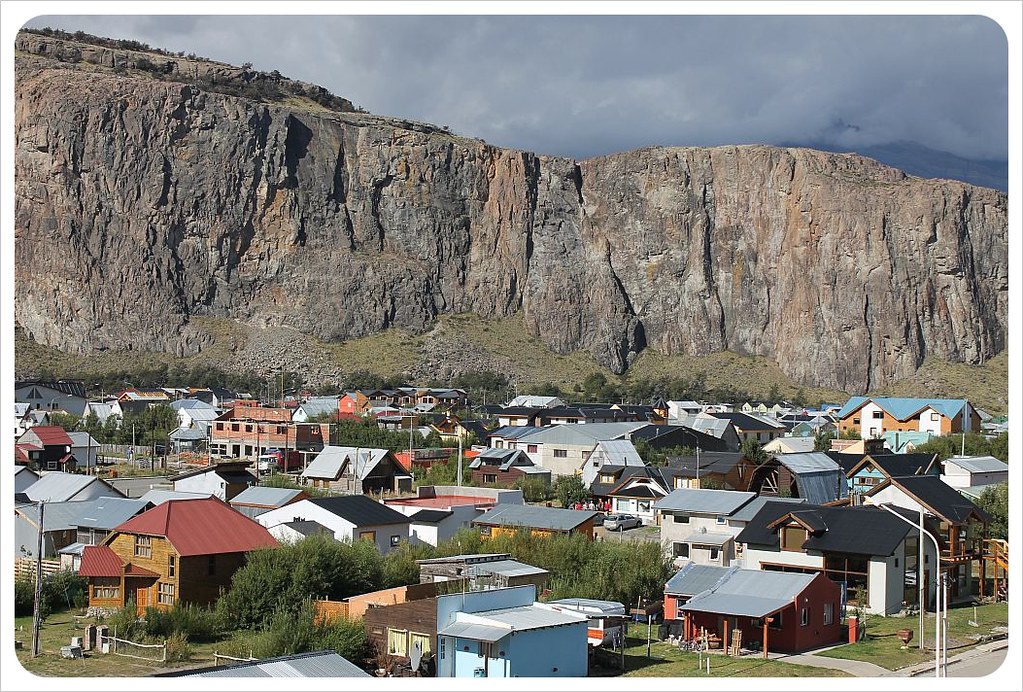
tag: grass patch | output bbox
[816,602,1008,671]
[615,625,849,677]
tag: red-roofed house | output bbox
[79,498,279,614]
[16,426,78,471]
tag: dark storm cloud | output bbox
[22,13,1008,161]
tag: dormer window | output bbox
[781,525,807,551]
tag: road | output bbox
[946,644,1011,679]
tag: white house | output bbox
[655,488,757,568]
[580,439,644,489]
[384,486,523,546]
[23,472,124,503]
[506,395,567,409]
[170,461,257,502]
[941,456,1008,490]
[256,495,411,555]
[170,398,220,430]
[516,422,648,477]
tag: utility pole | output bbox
[32,501,44,657]
[457,428,463,487]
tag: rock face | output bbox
[14,43,1009,393]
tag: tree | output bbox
[551,475,587,508]
[977,482,1008,540]
[740,437,768,465]
[813,429,835,452]
[514,476,551,503]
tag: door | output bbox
[135,585,149,616]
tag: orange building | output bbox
[472,504,599,540]
[209,405,328,459]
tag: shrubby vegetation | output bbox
[14,570,87,618]
[977,482,1008,540]
[912,431,1008,463]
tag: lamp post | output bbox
[864,497,942,677]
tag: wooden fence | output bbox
[14,557,62,582]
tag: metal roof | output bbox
[474,504,598,532]
[589,439,644,466]
[24,473,115,502]
[306,495,411,527]
[437,621,511,643]
[230,486,305,507]
[475,559,548,578]
[654,488,755,515]
[679,568,817,618]
[168,650,370,677]
[138,489,212,505]
[482,604,586,630]
[665,563,735,596]
[545,598,627,615]
[727,495,806,523]
[835,396,969,421]
[409,508,454,523]
[115,498,279,556]
[793,471,848,505]
[944,456,1008,474]
[776,452,842,474]
[301,446,389,481]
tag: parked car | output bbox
[603,514,641,531]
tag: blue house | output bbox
[436,585,588,678]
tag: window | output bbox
[93,578,120,599]
[800,608,809,626]
[277,425,287,435]
[390,535,401,547]
[409,631,431,655]
[769,612,783,629]
[208,555,216,576]
[709,547,720,561]
[387,629,408,656]
[853,418,860,425]
[734,543,745,558]
[672,543,690,558]
[553,449,567,458]
[674,476,686,489]
[600,474,616,483]
[781,526,806,551]
[134,535,152,558]
[715,516,726,525]
[872,411,884,419]
[216,422,224,431]
[527,445,537,453]
[231,423,239,432]
[931,413,940,421]
[359,531,376,543]
[673,514,690,524]
[479,526,492,536]
[245,424,253,433]
[484,474,497,484]
[158,582,175,605]
[168,555,175,578]
[824,602,834,625]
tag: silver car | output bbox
[603,513,641,531]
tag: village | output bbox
[12,380,1010,679]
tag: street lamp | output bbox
[863,497,943,677]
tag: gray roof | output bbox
[138,489,213,505]
[665,563,735,596]
[470,447,534,470]
[437,621,512,643]
[474,559,548,579]
[439,603,586,641]
[24,473,115,502]
[793,470,849,505]
[944,456,1008,474]
[672,415,733,438]
[679,568,818,618]
[518,422,648,445]
[546,598,627,615]
[775,452,842,474]
[230,486,305,507]
[67,431,101,447]
[169,650,369,677]
[18,497,149,531]
[282,520,333,537]
[681,531,733,546]
[297,396,340,417]
[171,399,219,411]
[654,488,756,515]
[474,504,598,532]
[727,495,807,523]
[588,439,644,466]
[301,446,390,481]
[170,424,211,441]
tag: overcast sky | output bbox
[16,12,1012,163]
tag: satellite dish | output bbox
[410,640,423,671]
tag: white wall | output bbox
[257,500,409,554]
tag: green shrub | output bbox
[106,603,142,640]
[14,577,35,616]
[164,632,191,663]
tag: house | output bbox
[671,565,843,654]
[78,498,278,614]
[655,488,758,568]
[863,475,989,603]
[23,472,124,503]
[629,423,735,453]
[753,452,848,504]
[67,431,102,472]
[473,504,600,540]
[158,650,370,678]
[666,400,705,420]
[940,455,1009,490]
[669,413,742,451]
[361,587,444,673]
[14,380,89,416]
[762,437,816,454]
[256,495,411,554]
[882,430,934,454]
[506,395,567,409]
[170,398,220,430]
[543,598,628,648]
[385,486,523,546]
[708,412,787,444]
[536,406,641,426]
[292,396,341,423]
[338,391,371,418]
[605,468,669,525]
[735,501,938,615]
[494,406,544,428]
[17,426,80,471]
[208,404,327,459]
[486,425,542,450]
[469,448,551,488]
[432,416,492,444]
[300,446,413,495]
[514,422,649,477]
[417,553,549,593]
[436,585,588,677]
[14,402,34,437]
[138,489,211,505]
[661,451,760,492]
[170,461,257,502]
[830,452,940,496]
[228,486,310,519]
[14,497,150,559]
[580,440,644,489]
[836,396,981,440]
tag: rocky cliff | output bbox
[14,37,1009,393]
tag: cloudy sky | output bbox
[15,9,1011,164]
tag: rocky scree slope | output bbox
[13,42,1008,393]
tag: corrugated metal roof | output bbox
[437,621,511,643]
[681,531,733,546]
[301,446,389,481]
[139,490,212,505]
[482,604,586,630]
[945,456,1008,474]
[665,563,735,596]
[307,495,411,527]
[475,559,548,578]
[776,452,841,474]
[728,495,807,522]
[230,486,304,507]
[654,488,755,515]
[518,422,647,445]
[78,545,123,577]
[24,473,111,502]
[678,568,816,617]
[836,396,969,421]
[545,598,626,615]
[173,650,369,677]
[474,504,597,532]
[115,498,279,556]
[793,471,848,505]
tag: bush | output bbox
[42,570,87,614]
[14,577,34,616]
[106,603,142,640]
[164,632,191,663]
[142,603,224,642]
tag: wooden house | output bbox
[78,497,278,614]
[472,505,599,540]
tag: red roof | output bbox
[25,426,74,446]
[79,545,123,577]
[114,498,279,557]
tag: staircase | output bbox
[985,539,1009,601]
